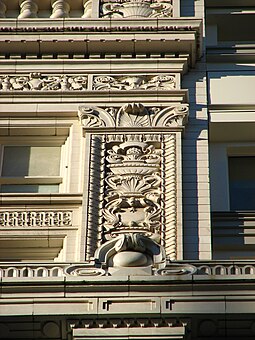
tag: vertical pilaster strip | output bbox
[85,134,106,260]
[163,134,177,260]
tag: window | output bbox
[0,145,62,193]
[229,156,255,210]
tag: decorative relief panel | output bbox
[81,102,188,268]
[0,73,87,91]
[100,0,173,18]
[92,75,176,91]
[104,135,161,239]
[85,133,178,265]
[79,103,189,129]
[0,74,177,92]
[0,211,72,227]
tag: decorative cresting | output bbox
[92,75,176,91]
[0,73,87,91]
[101,0,173,18]
[18,0,38,18]
[0,211,72,227]
[78,103,189,129]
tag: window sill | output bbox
[0,176,62,184]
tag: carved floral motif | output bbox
[0,211,72,227]
[93,75,176,91]
[0,73,87,91]
[100,0,173,18]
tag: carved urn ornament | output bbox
[104,140,161,237]
[101,0,173,18]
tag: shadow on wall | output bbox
[182,68,208,260]
[212,211,255,260]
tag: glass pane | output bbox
[29,147,60,176]
[2,146,30,176]
[2,146,61,177]
[229,157,255,210]
[0,184,59,193]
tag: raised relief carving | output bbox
[79,103,189,128]
[100,0,173,18]
[0,73,88,91]
[95,232,166,268]
[78,107,105,128]
[104,138,161,238]
[79,103,188,269]
[0,211,72,227]
[92,75,176,91]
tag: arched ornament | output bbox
[78,103,189,129]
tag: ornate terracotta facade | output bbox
[1,0,254,339]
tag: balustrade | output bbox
[18,0,38,18]
[50,0,70,18]
[1,261,255,278]
[0,210,72,227]
[0,0,6,18]
[0,0,175,19]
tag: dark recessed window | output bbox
[229,156,255,210]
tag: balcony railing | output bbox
[1,261,255,278]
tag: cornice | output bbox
[0,18,202,32]
[0,18,203,66]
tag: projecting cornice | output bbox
[0,18,202,66]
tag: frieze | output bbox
[0,73,87,91]
[0,211,72,227]
[92,75,176,91]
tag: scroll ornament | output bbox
[78,103,189,128]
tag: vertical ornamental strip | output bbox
[79,103,188,270]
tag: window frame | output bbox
[0,136,67,194]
